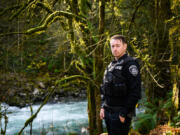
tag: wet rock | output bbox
[54,95,59,102]
[33,88,39,95]
[19,93,26,97]
[0,72,87,107]
[81,127,88,135]
[38,82,45,89]
[7,88,16,97]
[8,96,26,108]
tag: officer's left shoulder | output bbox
[125,56,140,67]
[125,58,140,77]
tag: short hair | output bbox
[110,35,127,44]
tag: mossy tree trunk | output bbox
[146,0,172,124]
[69,1,105,134]
[170,65,179,111]
[87,83,97,135]
[169,0,180,113]
[93,0,105,134]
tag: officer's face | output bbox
[110,39,127,60]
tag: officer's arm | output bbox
[100,84,105,108]
[121,61,141,116]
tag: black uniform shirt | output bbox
[101,54,141,117]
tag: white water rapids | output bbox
[1,101,88,135]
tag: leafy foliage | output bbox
[133,91,179,134]
[133,98,158,134]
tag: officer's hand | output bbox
[119,116,125,123]
[100,108,105,120]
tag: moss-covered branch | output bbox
[9,1,54,21]
[16,74,96,135]
[36,2,53,13]
[9,0,35,21]
[17,85,56,135]
[0,32,26,37]
[26,11,86,34]
[60,80,87,89]
[0,5,21,17]
[56,75,99,89]
[0,16,61,37]
[51,0,59,7]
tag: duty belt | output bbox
[104,104,123,112]
[104,104,135,118]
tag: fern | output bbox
[133,112,157,134]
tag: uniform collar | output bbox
[112,54,128,63]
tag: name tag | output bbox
[115,66,122,70]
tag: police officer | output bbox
[100,35,141,135]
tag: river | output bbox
[1,101,143,135]
[1,101,88,135]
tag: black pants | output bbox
[104,109,131,135]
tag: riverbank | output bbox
[0,72,87,107]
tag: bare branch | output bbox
[145,65,164,88]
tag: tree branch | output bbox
[0,11,87,37]
[17,85,56,135]
[56,75,99,89]
[26,11,86,34]
[36,2,53,13]
[17,73,97,134]
[145,65,164,88]
[9,1,54,21]
[9,0,35,21]
[0,5,21,17]
[128,0,144,33]
[0,32,26,37]
[129,39,164,88]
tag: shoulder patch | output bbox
[129,65,138,76]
